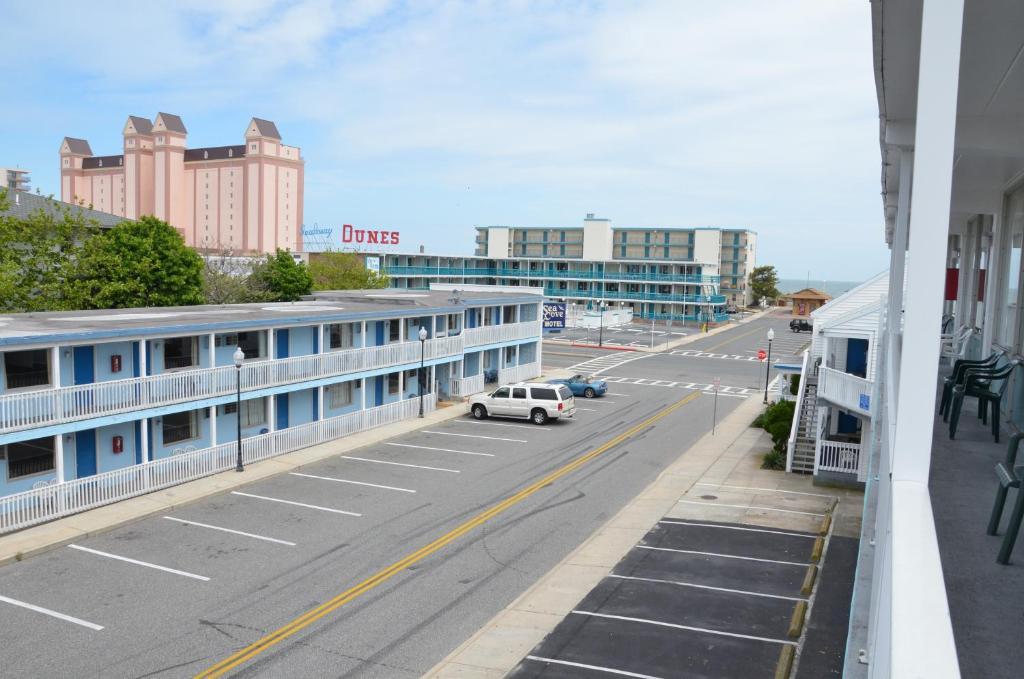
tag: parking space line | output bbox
[608,574,807,602]
[452,420,547,431]
[0,594,104,631]
[386,442,494,457]
[578,407,598,412]
[694,482,838,498]
[422,430,526,443]
[525,656,662,679]
[677,499,825,516]
[582,400,617,405]
[289,472,416,493]
[637,545,809,567]
[162,516,297,545]
[67,544,210,581]
[230,492,361,516]
[658,520,817,538]
[340,455,460,473]
[572,610,796,645]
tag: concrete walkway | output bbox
[424,389,863,678]
[0,370,574,567]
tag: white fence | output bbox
[0,336,464,435]
[498,362,541,385]
[463,320,542,347]
[786,350,811,473]
[450,374,485,397]
[817,366,874,417]
[0,393,437,534]
[815,440,863,475]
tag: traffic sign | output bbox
[757,349,767,361]
[713,377,721,390]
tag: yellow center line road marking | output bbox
[194,391,701,678]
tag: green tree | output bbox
[201,250,272,304]
[309,251,389,290]
[251,249,313,302]
[0,189,95,311]
[749,265,781,302]
[65,215,204,309]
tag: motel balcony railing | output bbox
[0,336,465,435]
[383,265,719,285]
[498,361,542,386]
[816,366,874,417]
[449,373,486,398]
[814,439,867,481]
[0,393,437,534]
[542,287,728,305]
[463,320,542,347]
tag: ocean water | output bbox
[777,278,861,298]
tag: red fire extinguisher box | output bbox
[112,435,124,454]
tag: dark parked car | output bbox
[789,319,813,332]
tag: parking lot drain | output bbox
[800,565,818,596]
[774,644,795,679]
[788,600,807,638]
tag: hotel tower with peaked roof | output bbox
[59,113,303,254]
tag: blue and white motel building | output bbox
[0,290,542,504]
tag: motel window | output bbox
[328,323,355,350]
[327,382,353,408]
[504,346,516,364]
[3,349,50,390]
[388,373,400,394]
[503,305,517,323]
[3,437,56,479]
[162,411,198,445]
[237,331,264,359]
[240,399,266,428]
[388,321,401,343]
[251,144,257,151]
[163,336,196,370]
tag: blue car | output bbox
[549,374,607,398]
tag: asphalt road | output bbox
[0,319,784,678]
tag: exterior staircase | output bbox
[790,376,819,474]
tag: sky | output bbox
[0,0,886,282]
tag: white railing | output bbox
[463,320,542,347]
[816,439,862,475]
[786,350,811,472]
[0,393,437,534]
[450,373,485,397]
[498,362,541,385]
[0,336,463,435]
[817,366,874,417]
[854,297,959,678]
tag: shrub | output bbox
[790,374,801,396]
[762,449,786,470]
[753,399,797,460]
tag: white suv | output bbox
[469,383,576,425]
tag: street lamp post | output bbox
[233,346,245,472]
[763,328,775,404]
[418,326,428,417]
[598,301,606,348]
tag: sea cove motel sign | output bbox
[302,224,401,251]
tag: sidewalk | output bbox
[425,389,863,678]
[0,369,573,567]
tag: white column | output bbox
[210,406,218,445]
[891,0,964,484]
[888,149,913,343]
[361,377,367,410]
[361,321,367,347]
[51,345,61,388]
[54,434,65,483]
[141,418,150,462]
[268,395,276,432]
[208,333,216,368]
[267,328,275,360]
[981,214,998,353]
[318,385,325,420]
[139,340,148,377]
[399,370,404,398]
[318,324,325,353]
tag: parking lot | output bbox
[546,321,691,349]
[0,372,737,678]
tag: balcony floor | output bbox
[930,372,1024,679]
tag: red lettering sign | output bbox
[338,225,400,246]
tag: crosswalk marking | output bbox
[567,351,650,375]
[600,375,753,398]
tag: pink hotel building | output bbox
[60,113,303,253]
